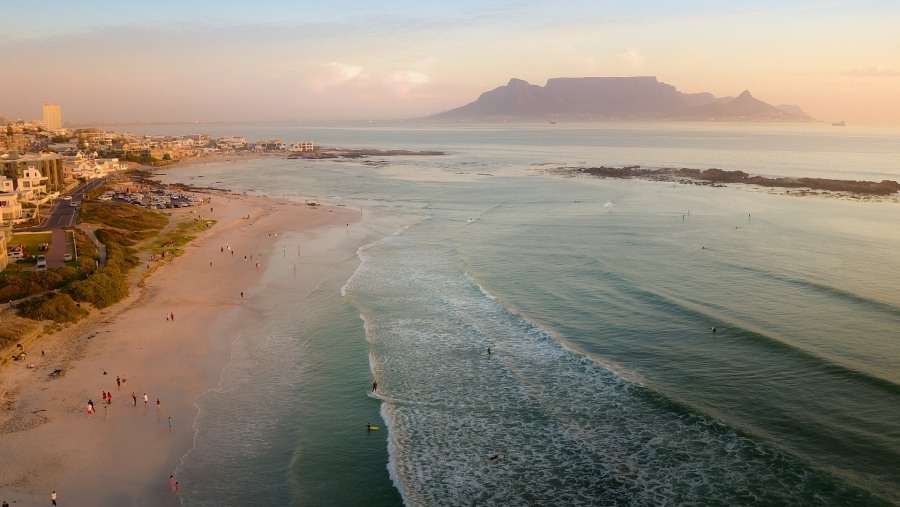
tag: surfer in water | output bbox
[487,347,491,355]
[711,326,717,334]
[366,423,374,431]
[486,454,504,462]
[372,380,377,393]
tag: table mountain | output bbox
[430,77,814,121]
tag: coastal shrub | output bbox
[79,203,167,238]
[17,293,88,323]
[0,267,74,302]
[63,268,129,309]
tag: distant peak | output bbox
[507,78,531,87]
[737,90,754,99]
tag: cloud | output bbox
[308,62,368,91]
[383,71,430,97]
[840,67,900,77]
[620,48,644,68]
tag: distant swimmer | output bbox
[486,454,504,462]
[711,327,717,334]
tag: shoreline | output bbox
[0,181,361,505]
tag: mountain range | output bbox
[430,77,815,122]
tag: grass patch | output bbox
[79,202,168,239]
[9,232,52,257]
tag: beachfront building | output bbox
[96,158,127,172]
[0,152,67,194]
[42,102,62,131]
[0,183,24,226]
[72,160,105,180]
[292,141,315,152]
[253,139,288,151]
[217,136,247,150]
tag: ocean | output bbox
[143,122,900,506]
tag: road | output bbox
[12,177,108,268]
[21,178,107,232]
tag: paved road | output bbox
[13,177,108,268]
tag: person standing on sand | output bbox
[87,401,93,419]
[107,392,112,405]
[372,380,377,393]
[143,393,148,407]
[116,376,121,390]
[157,398,161,412]
[51,490,57,506]
[132,392,137,406]
[168,416,173,432]
[102,391,106,404]
[169,475,176,492]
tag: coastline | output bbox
[0,171,361,505]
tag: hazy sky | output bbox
[1,1,898,124]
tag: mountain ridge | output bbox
[430,77,815,122]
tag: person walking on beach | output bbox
[143,393,148,407]
[51,490,57,506]
[132,392,137,406]
[102,391,107,404]
[168,416,173,432]
[107,392,112,405]
[87,400,93,419]
[169,475,176,492]
[116,376,121,390]
[157,398,161,412]
[372,380,377,393]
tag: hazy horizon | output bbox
[2,1,898,124]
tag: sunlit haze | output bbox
[2,1,898,124]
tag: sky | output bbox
[1,0,898,124]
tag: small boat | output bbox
[832,121,846,126]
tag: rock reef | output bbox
[577,166,900,196]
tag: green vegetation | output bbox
[17,293,88,323]
[9,232,52,252]
[79,202,168,237]
[4,202,168,326]
[0,229,99,301]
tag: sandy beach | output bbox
[0,182,360,506]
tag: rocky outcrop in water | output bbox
[578,166,900,196]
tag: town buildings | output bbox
[42,102,62,131]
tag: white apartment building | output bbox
[292,141,315,152]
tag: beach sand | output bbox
[0,188,360,505]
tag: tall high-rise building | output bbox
[42,102,62,130]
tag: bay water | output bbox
[143,122,900,506]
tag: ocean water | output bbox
[148,122,900,506]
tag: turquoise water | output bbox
[154,123,900,506]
